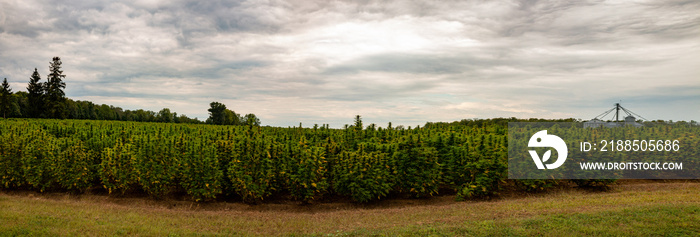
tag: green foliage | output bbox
[439,133,508,200]
[99,139,137,195]
[179,141,223,202]
[0,133,24,188]
[332,147,395,202]
[133,136,178,197]
[5,58,201,122]
[26,68,44,118]
[21,132,60,192]
[440,145,470,188]
[207,102,243,125]
[3,118,680,203]
[45,57,67,119]
[514,179,558,192]
[571,179,617,188]
[1,78,13,118]
[354,115,363,132]
[156,108,174,123]
[214,139,237,197]
[393,141,440,197]
[227,129,276,203]
[457,158,507,200]
[242,113,261,126]
[53,139,94,192]
[285,138,328,202]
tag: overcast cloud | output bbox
[1,0,698,127]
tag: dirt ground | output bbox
[2,179,696,214]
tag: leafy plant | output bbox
[332,146,395,203]
[286,138,328,202]
[99,139,137,195]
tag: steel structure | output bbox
[584,103,646,128]
[593,103,647,122]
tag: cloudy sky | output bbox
[0,0,698,127]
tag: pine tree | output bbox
[45,57,67,118]
[0,78,13,118]
[27,68,45,118]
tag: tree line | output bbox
[0,57,260,125]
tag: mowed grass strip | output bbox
[358,204,699,236]
[0,182,698,236]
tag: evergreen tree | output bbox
[0,78,13,118]
[45,57,67,118]
[27,68,44,118]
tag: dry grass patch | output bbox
[0,182,698,236]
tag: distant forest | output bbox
[0,57,260,126]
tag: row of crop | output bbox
[0,122,511,202]
[3,119,661,203]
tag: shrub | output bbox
[99,139,138,195]
[286,138,328,202]
[179,141,223,202]
[456,148,507,200]
[393,146,440,197]
[133,136,179,197]
[0,133,24,188]
[22,134,60,192]
[332,147,394,202]
[215,139,237,197]
[227,130,276,203]
[54,139,95,192]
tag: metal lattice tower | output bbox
[593,103,647,122]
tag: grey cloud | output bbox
[1,0,699,125]
[0,2,50,38]
[626,86,700,105]
[323,53,482,75]
[164,0,290,34]
[312,80,437,102]
[503,1,700,45]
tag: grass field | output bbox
[1,181,699,236]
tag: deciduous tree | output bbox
[207,102,227,125]
[157,108,173,123]
[242,113,261,126]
